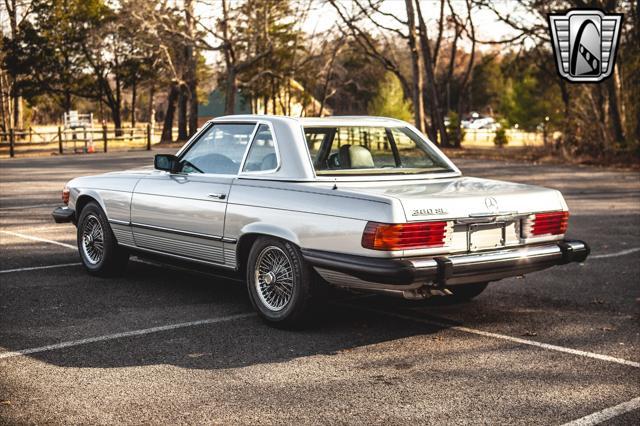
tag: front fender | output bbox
[70,188,109,215]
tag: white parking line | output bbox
[0,313,255,360]
[4,229,639,370]
[0,262,81,274]
[342,305,640,369]
[0,230,76,249]
[561,396,640,426]
[590,247,640,259]
[12,225,73,232]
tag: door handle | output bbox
[208,193,226,200]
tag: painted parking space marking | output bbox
[0,262,81,274]
[561,396,640,426]
[9,225,74,232]
[342,304,640,369]
[0,313,255,360]
[0,230,76,249]
[589,247,640,259]
[3,229,639,369]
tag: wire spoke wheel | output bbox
[81,214,104,265]
[254,246,294,312]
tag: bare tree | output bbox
[414,0,448,146]
[2,0,34,129]
[404,0,426,133]
[447,0,476,147]
[327,0,420,125]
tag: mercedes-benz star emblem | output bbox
[485,197,499,213]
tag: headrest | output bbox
[347,145,374,168]
[260,153,277,171]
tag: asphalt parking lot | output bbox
[1,150,639,425]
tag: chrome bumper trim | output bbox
[307,240,589,290]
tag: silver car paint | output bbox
[64,115,567,270]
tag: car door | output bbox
[130,122,257,265]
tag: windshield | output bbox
[304,126,453,176]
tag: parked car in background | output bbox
[53,115,589,326]
[461,114,501,130]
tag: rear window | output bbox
[303,126,452,175]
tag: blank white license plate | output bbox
[469,223,505,251]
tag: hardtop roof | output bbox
[210,114,408,128]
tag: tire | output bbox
[76,201,129,276]
[440,282,489,304]
[246,237,319,328]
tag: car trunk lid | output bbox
[334,176,565,221]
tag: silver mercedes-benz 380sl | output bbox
[52,115,589,326]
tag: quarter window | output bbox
[243,124,278,172]
[181,123,256,174]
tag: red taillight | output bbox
[62,187,70,205]
[362,221,452,251]
[523,211,569,237]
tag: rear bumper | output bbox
[52,206,75,223]
[302,240,589,291]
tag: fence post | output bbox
[57,126,63,154]
[102,124,108,152]
[9,128,15,158]
[146,123,151,151]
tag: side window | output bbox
[181,123,256,174]
[242,124,278,172]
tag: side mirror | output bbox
[154,154,181,173]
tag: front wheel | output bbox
[246,237,318,328]
[77,201,129,276]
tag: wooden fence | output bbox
[462,129,547,147]
[0,124,157,157]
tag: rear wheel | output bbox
[246,237,318,327]
[77,201,129,276]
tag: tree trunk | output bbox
[0,69,7,133]
[111,103,122,134]
[131,79,137,128]
[271,77,277,115]
[148,84,155,125]
[224,68,237,115]
[177,86,188,141]
[415,0,448,146]
[64,89,72,113]
[188,80,198,135]
[184,0,198,136]
[12,95,22,130]
[404,0,425,133]
[606,76,625,146]
[453,0,476,149]
[114,66,123,136]
[161,84,179,143]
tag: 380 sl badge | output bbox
[411,207,448,216]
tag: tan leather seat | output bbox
[339,145,375,168]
